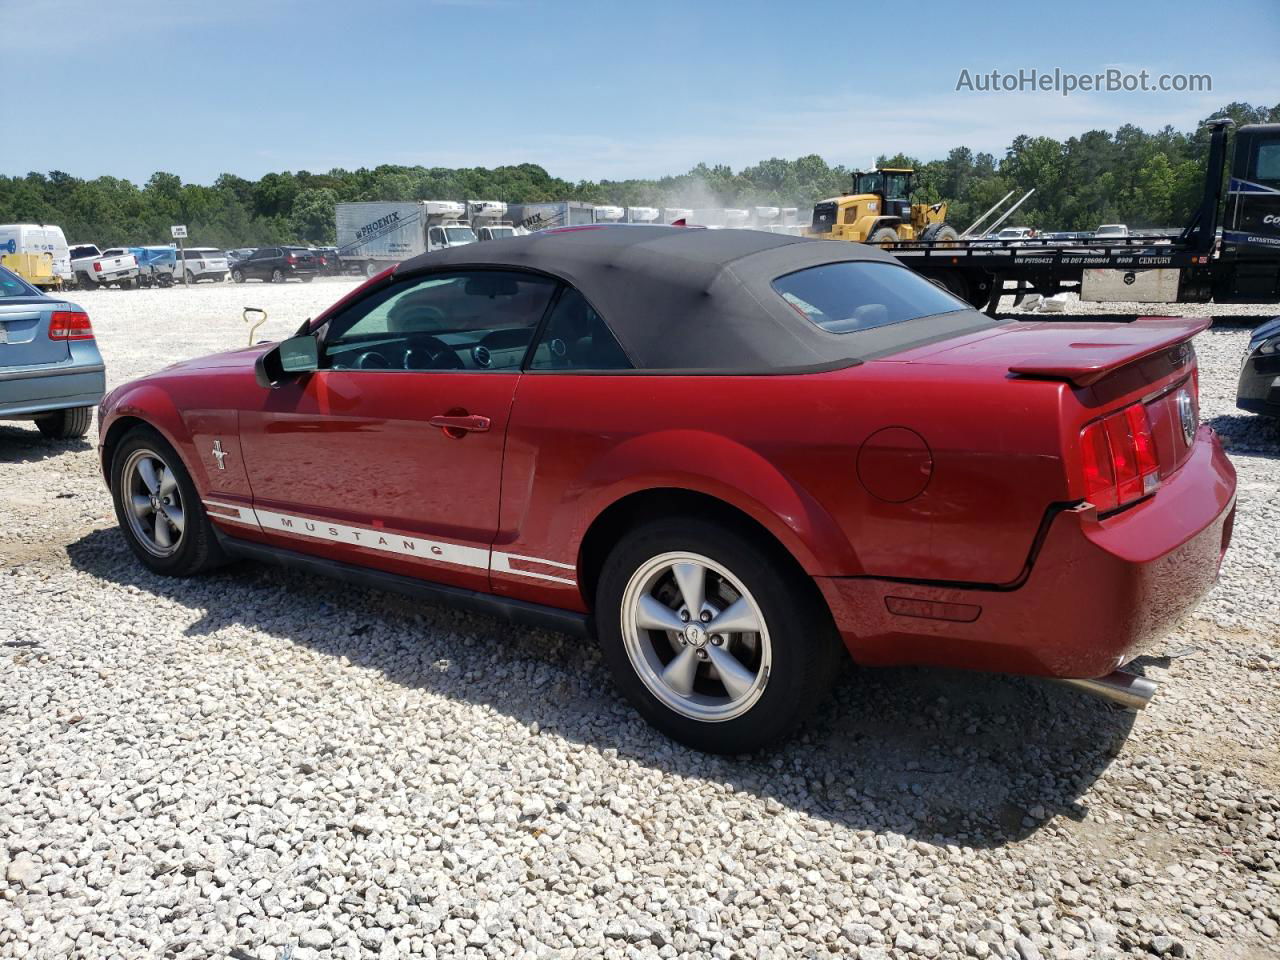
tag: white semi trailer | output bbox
[335,201,476,277]
[469,201,518,241]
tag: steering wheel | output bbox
[402,334,463,370]
[354,350,390,369]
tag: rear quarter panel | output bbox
[497,365,1072,608]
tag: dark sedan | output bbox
[1237,317,1280,417]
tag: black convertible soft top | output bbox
[395,225,998,372]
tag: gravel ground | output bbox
[1,280,1278,960]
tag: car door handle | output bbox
[428,414,491,436]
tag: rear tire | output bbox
[110,426,227,577]
[921,223,960,246]
[35,406,92,440]
[365,262,379,279]
[271,269,284,283]
[595,516,842,753]
[185,270,196,285]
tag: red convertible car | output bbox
[99,226,1236,752]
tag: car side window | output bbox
[527,286,632,371]
[320,270,558,372]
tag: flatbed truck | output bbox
[886,120,1280,312]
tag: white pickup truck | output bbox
[69,243,140,289]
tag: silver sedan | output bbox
[0,266,105,439]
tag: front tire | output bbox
[35,406,92,439]
[596,516,841,753]
[868,226,900,249]
[365,262,380,279]
[110,426,226,577]
[231,269,244,283]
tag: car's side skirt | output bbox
[212,530,591,638]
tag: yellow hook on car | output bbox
[243,307,267,346]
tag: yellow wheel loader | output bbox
[807,168,957,248]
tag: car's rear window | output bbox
[772,261,967,334]
[0,266,38,298]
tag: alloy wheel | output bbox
[122,448,185,557]
[620,551,771,722]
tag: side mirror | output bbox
[255,334,319,389]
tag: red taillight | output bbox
[1079,402,1159,514]
[92,262,102,272]
[1127,404,1159,477]
[318,256,327,266]
[1080,420,1117,512]
[287,254,297,264]
[48,310,94,341]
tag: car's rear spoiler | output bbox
[1008,316,1210,387]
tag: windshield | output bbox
[855,171,909,198]
[487,227,514,239]
[854,172,883,195]
[772,261,967,334]
[0,266,39,298]
[445,227,477,244]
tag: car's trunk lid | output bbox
[0,300,69,367]
[881,316,1207,382]
[878,315,1207,483]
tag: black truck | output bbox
[889,120,1280,313]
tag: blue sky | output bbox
[3,0,1276,184]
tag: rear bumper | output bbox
[98,268,138,283]
[0,365,105,418]
[817,425,1237,679]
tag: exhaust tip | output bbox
[1055,670,1157,711]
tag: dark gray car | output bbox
[0,266,105,439]
[1237,317,1280,418]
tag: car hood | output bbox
[157,342,273,376]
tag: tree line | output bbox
[1,101,1273,249]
